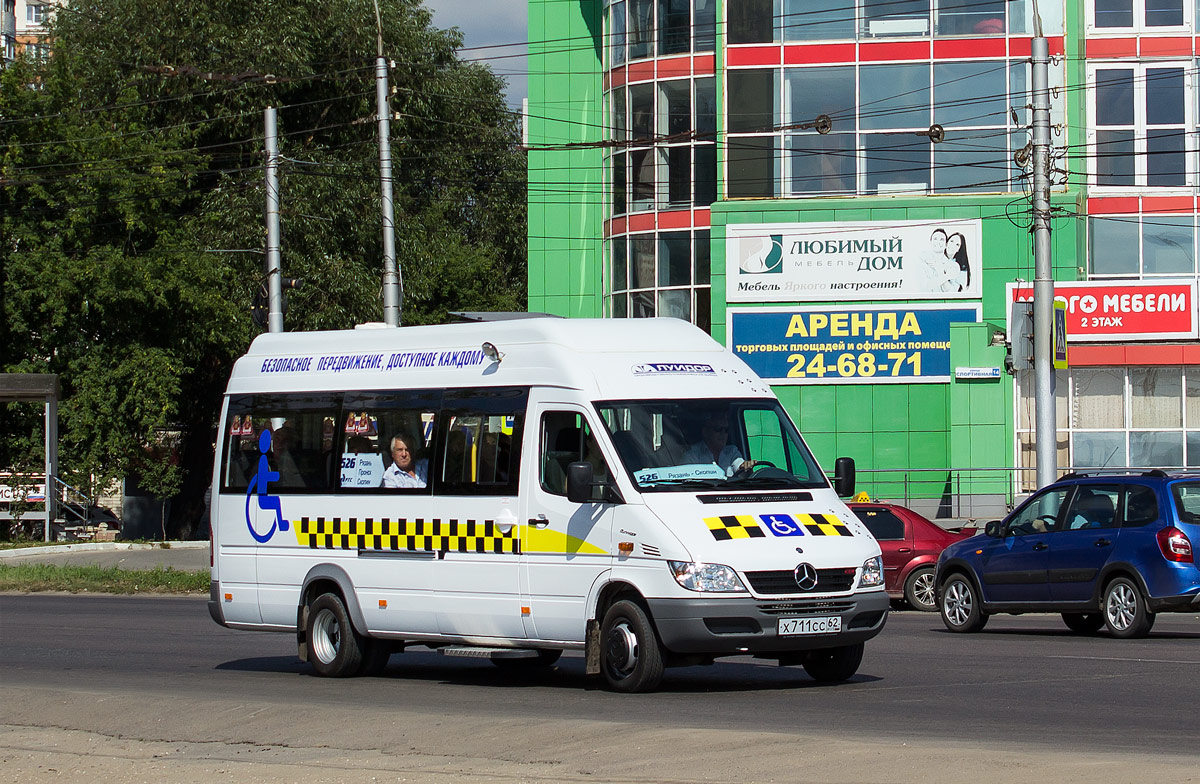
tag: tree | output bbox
[0,0,527,537]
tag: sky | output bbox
[425,0,528,109]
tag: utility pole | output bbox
[264,105,284,334]
[1031,28,1056,488]
[374,0,401,327]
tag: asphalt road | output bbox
[2,595,1199,783]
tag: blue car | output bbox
[936,471,1200,638]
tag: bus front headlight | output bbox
[668,561,746,592]
[858,556,884,588]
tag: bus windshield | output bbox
[595,399,828,492]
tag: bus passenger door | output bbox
[521,403,616,642]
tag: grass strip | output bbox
[0,563,208,594]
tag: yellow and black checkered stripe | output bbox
[796,513,853,537]
[704,515,767,541]
[294,517,520,554]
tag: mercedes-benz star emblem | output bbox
[794,562,818,591]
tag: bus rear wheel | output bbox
[307,592,366,677]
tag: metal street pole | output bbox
[1031,35,1056,488]
[264,105,284,334]
[374,0,401,327]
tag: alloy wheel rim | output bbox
[1106,584,1136,630]
[913,573,937,608]
[312,608,341,663]
[945,581,972,626]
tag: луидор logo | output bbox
[632,363,716,376]
[739,234,783,275]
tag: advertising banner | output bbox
[1006,280,1198,341]
[729,305,981,384]
[726,219,982,303]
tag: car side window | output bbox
[540,411,612,501]
[853,508,905,540]
[1004,487,1071,536]
[1122,485,1159,527]
[1062,485,1121,530]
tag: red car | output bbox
[849,503,976,611]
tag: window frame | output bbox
[1087,61,1193,190]
[1087,0,1190,32]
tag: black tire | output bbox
[356,638,393,676]
[1061,612,1104,634]
[306,592,366,677]
[492,649,563,671]
[802,642,864,682]
[939,574,989,633]
[1102,577,1155,639]
[600,600,664,693]
[903,567,938,612]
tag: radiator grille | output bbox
[756,600,856,616]
[745,567,856,595]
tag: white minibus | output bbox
[209,317,887,692]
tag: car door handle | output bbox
[897,548,912,553]
[528,515,550,529]
[1095,538,1112,547]
[1032,542,1048,551]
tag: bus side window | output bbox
[436,387,527,495]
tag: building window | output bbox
[1016,366,1200,487]
[1089,214,1197,277]
[1092,0,1187,29]
[607,76,715,213]
[609,230,712,331]
[728,58,1057,197]
[1089,63,1190,188]
[606,0,716,62]
[26,2,46,24]
[729,0,1053,42]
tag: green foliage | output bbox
[0,0,527,515]
[0,563,208,593]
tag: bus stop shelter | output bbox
[0,374,59,540]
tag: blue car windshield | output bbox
[594,398,827,492]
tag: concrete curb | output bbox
[0,541,208,558]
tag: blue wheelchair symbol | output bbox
[244,429,289,543]
[761,514,804,537]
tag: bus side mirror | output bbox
[566,462,594,504]
[833,457,856,498]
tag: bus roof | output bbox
[226,317,772,400]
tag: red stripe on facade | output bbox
[656,209,692,229]
[601,71,609,92]
[1140,36,1192,56]
[609,216,626,236]
[932,38,1005,59]
[656,56,692,79]
[1067,345,1126,366]
[1048,345,1200,366]
[609,66,626,88]
[783,43,856,65]
[626,212,655,232]
[1142,196,1195,214]
[627,60,655,83]
[1087,197,1140,214]
[1010,36,1064,57]
[1085,37,1138,58]
[693,208,711,227]
[726,45,782,67]
[858,40,931,62]
[693,54,715,74]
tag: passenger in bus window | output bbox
[382,433,428,488]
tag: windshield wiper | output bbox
[718,475,809,489]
